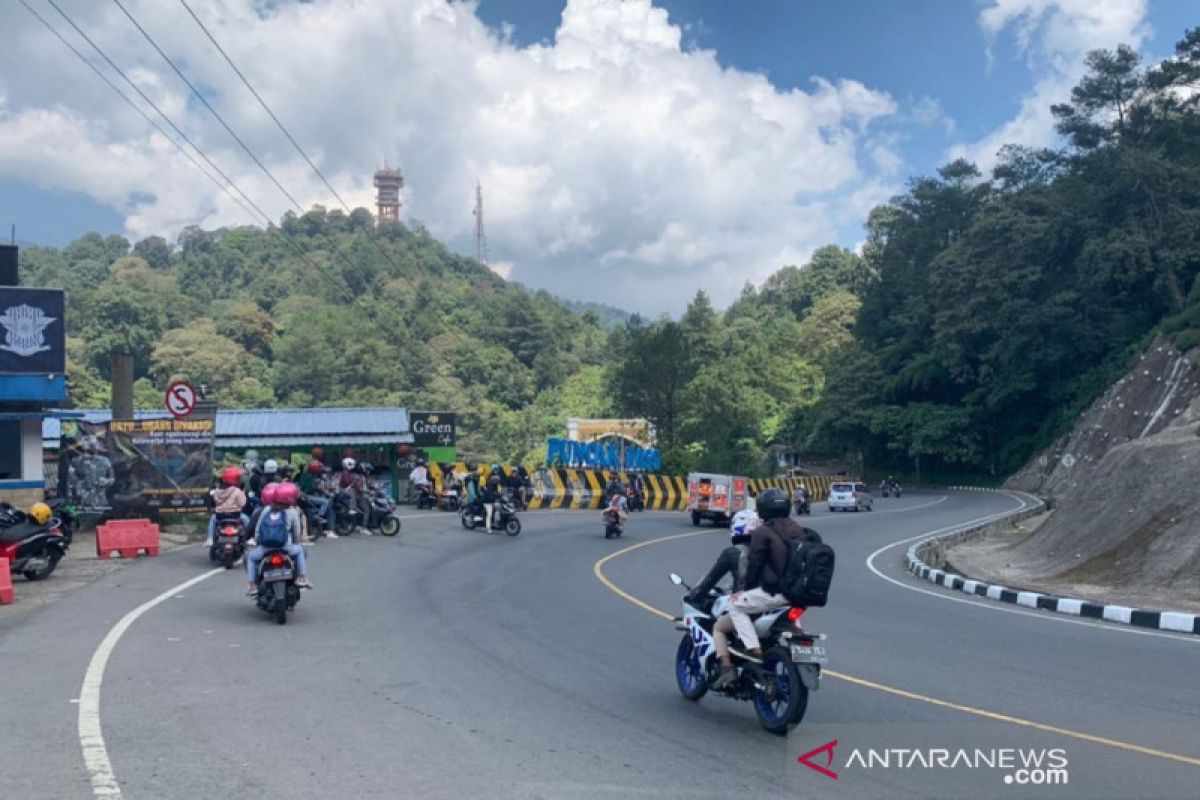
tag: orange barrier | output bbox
[0,557,12,604]
[96,519,160,560]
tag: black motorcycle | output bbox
[793,490,811,516]
[0,507,68,581]
[208,512,247,569]
[414,483,437,510]
[626,486,645,512]
[252,549,303,625]
[333,488,401,537]
[603,509,624,539]
[460,494,521,536]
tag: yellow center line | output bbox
[593,528,1200,769]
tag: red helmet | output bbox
[307,460,323,475]
[261,483,280,506]
[221,466,243,486]
[275,482,299,507]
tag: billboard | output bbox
[0,288,66,375]
[59,418,215,517]
[411,411,456,447]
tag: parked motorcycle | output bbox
[252,549,303,625]
[0,508,68,581]
[208,512,246,569]
[460,494,521,536]
[669,572,826,735]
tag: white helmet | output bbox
[342,457,357,471]
[263,459,278,475]
[730,509,759,543]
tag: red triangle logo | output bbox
[798,739,839,780]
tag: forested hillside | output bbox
[19,28,1200,479]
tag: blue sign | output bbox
[0,288,66,376]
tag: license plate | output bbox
[264,568,293,581]
[790,644,828,664]
[219,535,239,543]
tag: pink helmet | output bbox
[275,482,299,507]
[261,483,279,506]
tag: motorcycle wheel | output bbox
[379,515,401,537]
[675,633,708,701]
[505,518,521,537]
[460,510,475,530]
[335,515,355,536]
[22,551,62,581]
[274,583,288,625]
[221,553,236,570]
[753,647,808,735]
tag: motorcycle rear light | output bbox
[270,554,284,566]
[787,607,805,623]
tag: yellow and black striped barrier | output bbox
[429,465,835,511]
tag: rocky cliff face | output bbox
[1007,336,1200,499]
[996,335,1200,606]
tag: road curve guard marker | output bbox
[905,488,1200,635]
[0,557,13,604]
[95,519,160,560]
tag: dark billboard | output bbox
[0,288,66,375]
[411,412,456,447]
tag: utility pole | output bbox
[473,181,489,265]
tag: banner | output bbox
[59,418,215,517]
[411,411,456,447]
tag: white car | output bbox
[827,481,873,512]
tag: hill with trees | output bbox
[19,27,1200,479]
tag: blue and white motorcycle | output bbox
[669,572,827,735]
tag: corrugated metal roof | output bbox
[43,407,412,446]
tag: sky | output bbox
[0,0,1195,314]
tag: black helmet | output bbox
[466,462,477,471]
[755,487,790,520]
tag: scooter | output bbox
[460,494,521,536]
[626,486,645,512]
[252,549,303,625]
[0,510,68,581]
[439,487,461,512]
[208,512,247,569]
[414,483,437,510]
[603,509,624,539]
[332,488,401,536]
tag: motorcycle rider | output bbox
[409,459,432,503]
[245,482,310,594]
[602,488,629,533]
[339,457,371,533]
[506,467,526,509]
[605,474,624,501]
[206,467,249,548]
[463,463,482,519]
[726,488,820,665]
[298,460,333,536]
[687,509,759,688]
[628,472,645,508]
[482,467,504,530]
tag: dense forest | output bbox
[18,29,1200,478]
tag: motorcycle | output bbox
[332,488,401,537]
[793,490,811,516]
[603,509,624,539]
[880,480,903,498]
[297,493,330,542]
[414,483,437,510]
[208,512,246,569]
[0,508,68,582]
[669,572,826,735]
[47,498,79,545]
[460,493,521,536]
[252,549,303,625]
[439,487,461,512]
[626,486,645,512]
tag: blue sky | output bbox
[1,0,1195,312]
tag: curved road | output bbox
[1,492,1197,799]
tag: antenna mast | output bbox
[473,181,489,265]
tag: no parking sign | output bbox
[164,380,197,419]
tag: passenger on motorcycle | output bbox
[409,460,432,499]
[482,468,504,530]
[463,463,482,516]
[602,490,629,532]
[298,460,332,535]
[245,482,310,595]
[727,488,819,664]
[688,509,759,688]
[207,467,249,548]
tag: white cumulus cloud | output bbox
[0,0,902,314]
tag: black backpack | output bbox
[771,524,835,608]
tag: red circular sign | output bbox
[164,380,197,418]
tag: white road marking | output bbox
[78,568,222,798]
[865,493,1200,643]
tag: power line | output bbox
[18,0,262,225]
[110,0,377,288]
[176,0,414,284]
[36,0,353,299]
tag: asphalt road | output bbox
[1,492,1198,799]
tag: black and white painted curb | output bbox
[905,488,1200,635]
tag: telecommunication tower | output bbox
[373,164,404,223]
[473,181,490,265]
